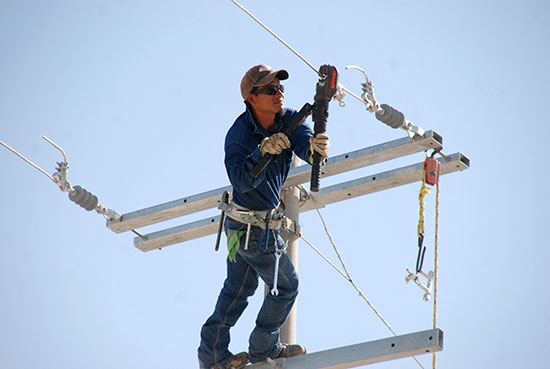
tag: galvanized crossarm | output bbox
[108,131,443,234]
[133,152,468,252]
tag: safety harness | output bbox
[219,201,297,232]
[219,200,299,257]
[214,189,300,253]
[217,198,300,296]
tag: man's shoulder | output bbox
[283,107,298,117]
[228,111,250,133]
[226,110,255,146]
[280,107,297,127]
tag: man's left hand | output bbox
[310,133,330,159]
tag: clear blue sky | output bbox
[1,1,548,368]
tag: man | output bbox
[198,64,330,369]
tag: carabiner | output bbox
[415,232,427,274]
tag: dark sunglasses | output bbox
[251,84,285,95]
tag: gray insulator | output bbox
[69,185,98,211]
[375,103,405,129]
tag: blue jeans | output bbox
[198,218,299,368]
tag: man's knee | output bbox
[280,269,299,300]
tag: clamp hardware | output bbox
[1,136,146,240]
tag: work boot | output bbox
[211,352,249,369]
[276,344,307,358]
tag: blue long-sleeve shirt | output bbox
[225,106,314,211]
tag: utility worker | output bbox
[197,64,330,369]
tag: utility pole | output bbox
[263,155,300,344]
[280,156,301,344]
[105,131,469,368]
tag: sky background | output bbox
[1,1,549,368]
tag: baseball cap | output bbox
[240,64,289,99]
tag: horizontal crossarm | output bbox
[248,328,443,369]
[108,131,443,234]
[299,152,470,212]
[134,152,468,252]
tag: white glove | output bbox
[260,133,291,155]
[309,133,330,159]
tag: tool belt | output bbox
[218,201,299,234]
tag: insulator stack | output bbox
[375,103,405,129]
[69,185,98,211]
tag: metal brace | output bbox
[282,217,301,238]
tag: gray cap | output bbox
[240,64,289,99]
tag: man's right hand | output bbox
[260,133,291,156]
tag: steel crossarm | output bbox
[108,131,443,234]
[133,152,468,252]
[248,328,443,369]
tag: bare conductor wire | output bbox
[231,0,319,75]
[0,139,58,184]
[1,136,146,240]
[230,0,366,106]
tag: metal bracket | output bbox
[405,268,434,301]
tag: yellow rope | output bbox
[418,167,431,239]
[432,181,440,369]
[419,158,440,369]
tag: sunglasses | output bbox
[252,84,285,95]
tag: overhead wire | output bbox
[0,139,58,185]
[230,0,366,106]
[231,0,317,75]
[0,137,147,240]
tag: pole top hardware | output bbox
[0,136,147,236]
[1,136,73,193]
[345,65,425,139]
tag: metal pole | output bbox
[280,155,301,344]
[263,156,301,342]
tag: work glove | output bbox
[309,133,330,160]
[260,133,291,156]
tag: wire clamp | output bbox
[345,65,381,113]
[0,136,139,235]
[344,65,425,139]
[333,83,347,107]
